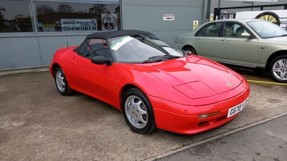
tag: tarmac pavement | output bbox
[159,115,287,161]
[0,70,287,161]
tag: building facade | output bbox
[1,0,286,71]
[0,0,206,71]
[210,0,287,20]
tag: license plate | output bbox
[227,98,249,118]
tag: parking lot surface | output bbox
[159,115,287,161]
[0,70,287,161]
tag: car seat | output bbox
[224,24,235,37]
[235,27,245,38]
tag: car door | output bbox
[193,22,222,60]
[70,38,121,106]
[218,22,259,67]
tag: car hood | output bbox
[261,36,287,45]
[143,56,243,99]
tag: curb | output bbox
[0,67,49,76]
[143,112,287,161]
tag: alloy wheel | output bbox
[125,95,148,129]
[55,71,66,92]
[272,59,287,81]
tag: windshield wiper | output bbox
[142,56,166,63]
[142,55,181,63]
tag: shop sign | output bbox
[210,13,214,21]
[193,20,199,30]
[163,14,175,21]
[61,19,97,31]
[101,14,117,31]
[42,24,55,32]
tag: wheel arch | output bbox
[51,63,61,78]
[182,45,197,54]
[120,84,157,133]
[119,84,145,110]
[265,50,287,70]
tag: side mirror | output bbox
[241,32,252,39]
[91,56,111,65]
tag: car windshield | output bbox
[109,35,183,63]
[247,21,287,38]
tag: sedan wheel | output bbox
[182,47,196,55]
[270,56,287,83]
[54,68,73,95]
[123,88,156,134]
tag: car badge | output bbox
[227,82,232,87]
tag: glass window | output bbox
[247,21,287,38]
[109,35,183,63]
[0,0,33,32]
[35,2,120,32]
[79,38,109,58]
[195,23,221,37]
[223,22,249,38]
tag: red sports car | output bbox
[50,30,250,134]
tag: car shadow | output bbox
[224,65,274,82]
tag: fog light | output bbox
[199,111,220,119]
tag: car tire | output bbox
[182,47,196,55]
[255,12,280,26]
[54,68,73,95]
[269,55,287,83]
[122,88,156,134]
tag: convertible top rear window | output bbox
[110,36,134,51]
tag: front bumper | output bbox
[149,84,250,135]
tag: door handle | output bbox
[195,38,200,41]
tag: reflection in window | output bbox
[35,2,120,32]
[196,23,221,37]
[0,1,33,32]
[248,21,287,38]
[223,23,248,38]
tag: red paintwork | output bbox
[50,47,250,134]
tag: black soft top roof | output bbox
[75,30,158,53]
[85,30,157,39]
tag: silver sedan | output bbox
[175,19,287,83]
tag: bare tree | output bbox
[88,4,109,16]
[36,5,54,15]
[0,7,6,11]
[0,7,6,31]
[57,4,74,13]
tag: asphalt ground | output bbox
[0,68,287,161]
[159,115,287,161]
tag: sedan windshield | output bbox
[247,21,287,38]
[109,35,183,63]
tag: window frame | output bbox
[0,0,35,33]
[0,0,121,35]
[222,21,257,39]
[195,22,222,37]
[78,38,111,58]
